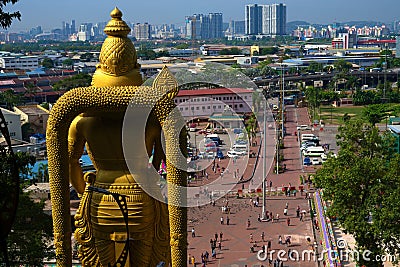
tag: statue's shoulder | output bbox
[152,66,179,101]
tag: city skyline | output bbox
[4,0,400,32]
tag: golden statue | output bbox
[47,8,187,267]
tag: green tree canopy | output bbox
[52,73,92,91]
[307,61,324,73]
[333,59,352,74]
[175,43,189,49]
[362,104,389,126]
[260,46,279,55]
[314,120,400,267]
[41,58,54,69]
[219,47,242,55]
[0,0,21,29]
[62,58,74,67]
[0,89,21,110]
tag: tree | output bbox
[79,52,93,62]
[245,113,258,146]
[175,43,189,49]
[314,120,400,267]
[41,58,54,69]
[7,192,54,266]
[307,61,323,73]
[62,58,74,68]
[362,104,388,126]
[333,59,352,74]
[0,90,21,110]
[52,73,92,91]
[260,46,279,55]
[219,47,242,55]
[0,151,36,265]
[0,0,21,29]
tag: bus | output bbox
[303,146,325,157]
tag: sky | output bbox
[5,0,400,32]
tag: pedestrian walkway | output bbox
[187,105,318,266]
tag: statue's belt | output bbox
[92,230,154,242]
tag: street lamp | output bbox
[281,63,286,140]
[262,96,267,219]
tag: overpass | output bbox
[255,70,400,94]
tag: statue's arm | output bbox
[68,115,86,194]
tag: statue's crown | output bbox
[92,7,142,87]
[103,7,131,37]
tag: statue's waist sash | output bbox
[90,182,156,240]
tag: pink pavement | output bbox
[187,106,318,267]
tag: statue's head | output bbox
[92,7,143,87]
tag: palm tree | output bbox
[245,113,258,146]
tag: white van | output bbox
[301,133,316,142]
[232,144,248,152]
[303,146,325,157]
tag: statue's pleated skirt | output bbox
[90,190,158,266]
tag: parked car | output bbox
[303,156,312,166]
[198,129,211,135]
[233,128,243,134]
[227,150,245,158]
[207,152,215,159]
[311,158,321,165]
[296,124,311,131]
[213,128,227,134]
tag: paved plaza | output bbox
[187,106,320,267]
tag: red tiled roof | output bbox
[177,88,253,97]
[0,80,15,86]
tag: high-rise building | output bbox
[71,20,76,34]
[228,20,245,35]
[270,3,286,36]
[396,36,400,58]
[245,3,286,36]
[62,21,71,38]
[185,13,223,39]
[245,4,263,35]
[134,23,151,41]
[77,23,92,41]
[209,13,223,39]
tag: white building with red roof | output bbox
[174,87,253,120]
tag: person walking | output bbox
[247,218,251,228]
[214,232,218,241]
[192,228,196,238]
[218,240,222,250]
[219,232,223,241]
[296,206,300,217]
[283,208,288,216]
[300,213,303,222]
[286,218,290,226]
[276,213,280,222]
[261,231,265,242]
[226,216,230,225]
[250,233,253,243]
[220,216,224,225]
